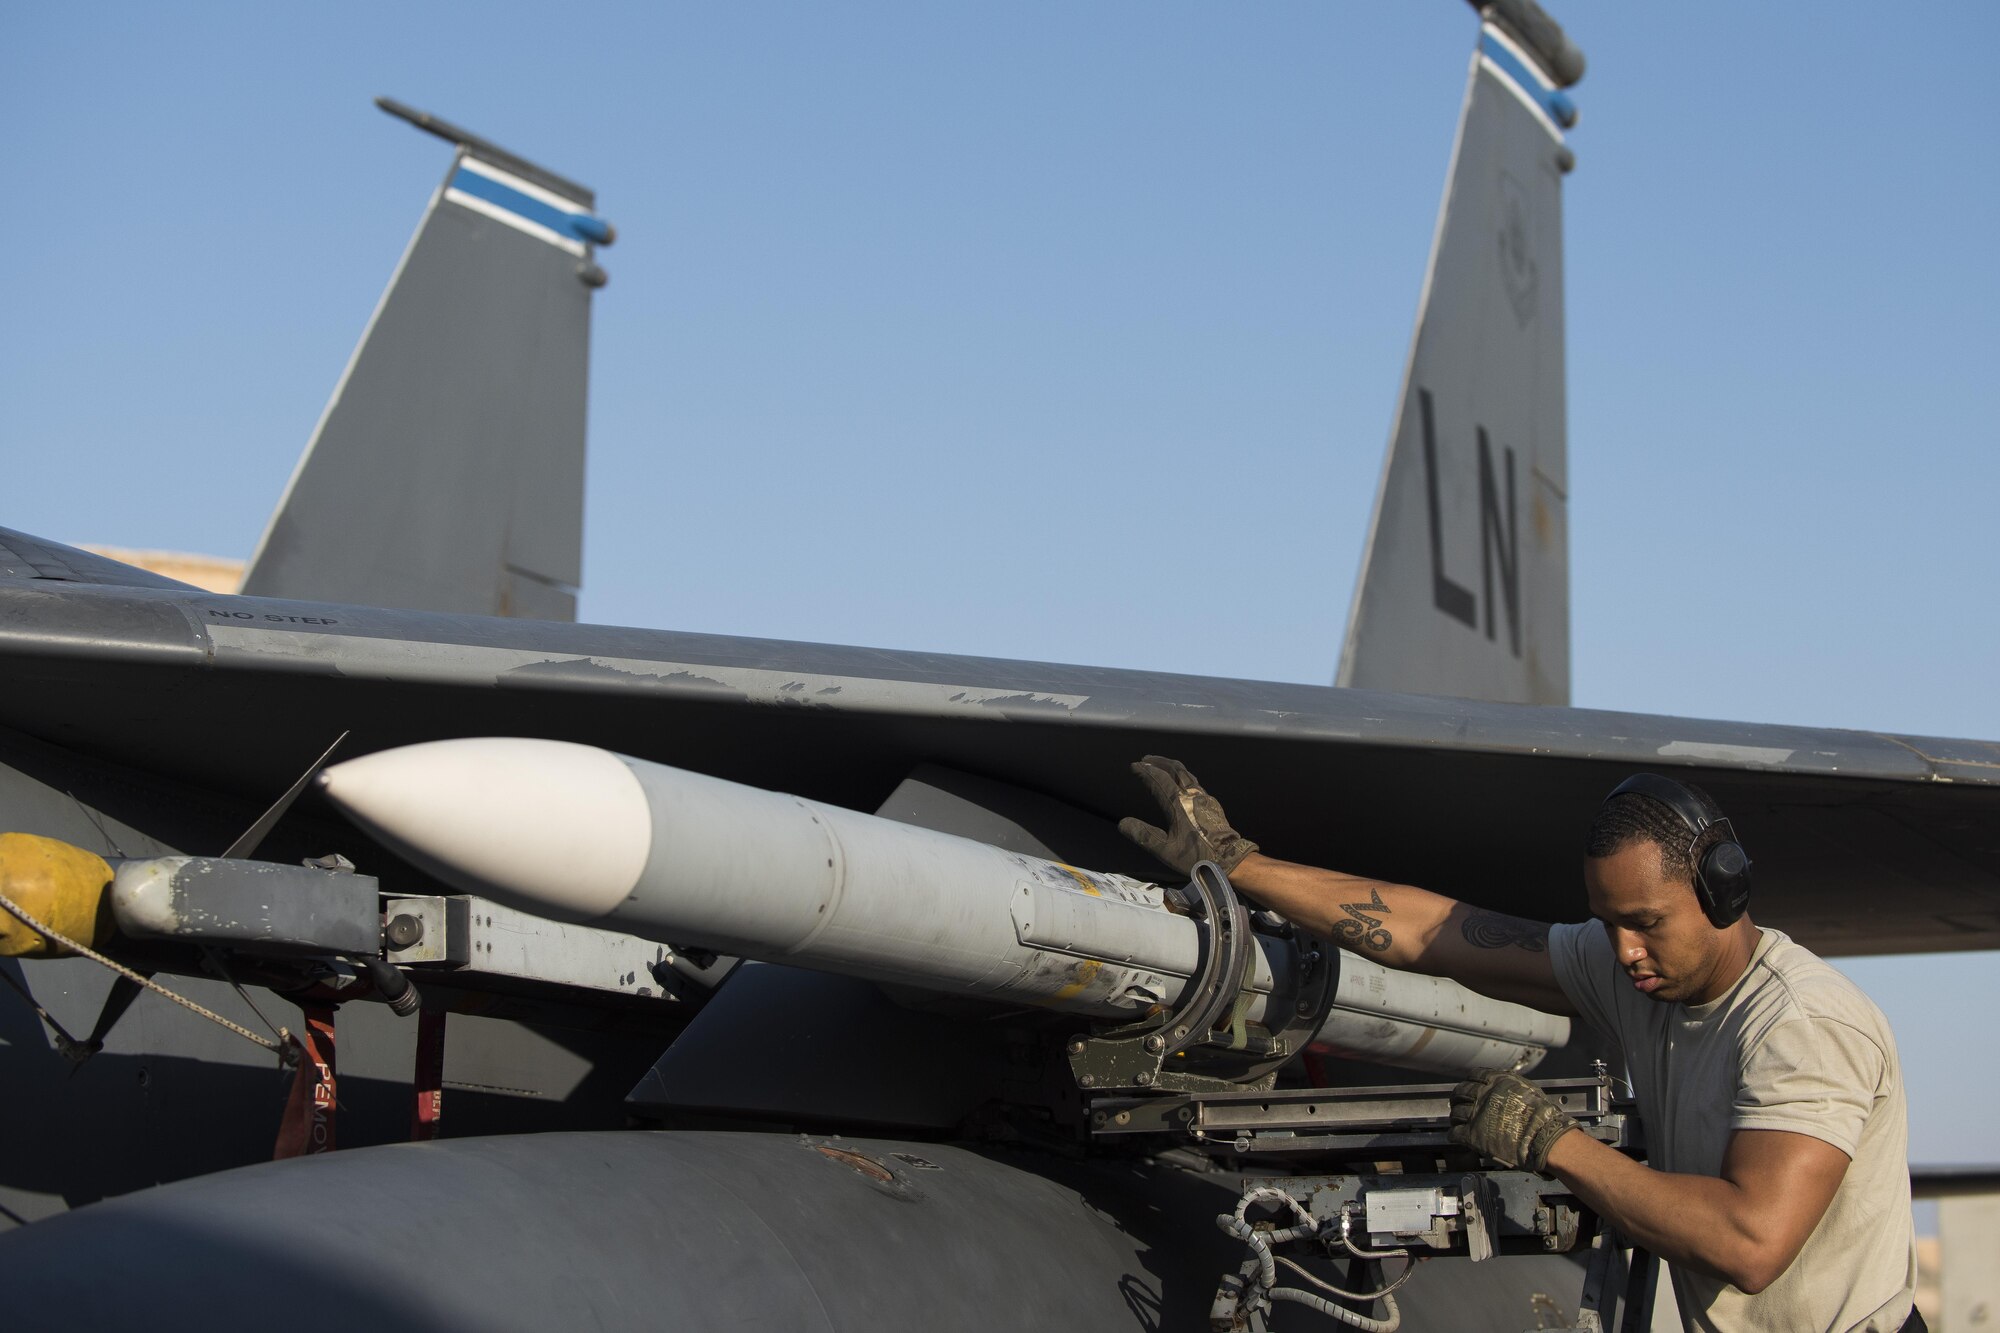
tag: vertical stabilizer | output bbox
[1336,2,1581,705]
[240,99,614,620]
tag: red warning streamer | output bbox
[273,1004,338,1159]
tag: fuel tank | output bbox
[0,1129,1592,1331]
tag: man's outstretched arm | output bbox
[1229,852,1573,1015]
[1118,756,1573,1016]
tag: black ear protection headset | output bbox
[1602,774,1753,928]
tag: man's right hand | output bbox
[1449,1069,1579,1171]
[1118,755,1259,878]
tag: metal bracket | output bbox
[1459,1171,1500,1261]
[1064,863,1341,1097]
[1576,1222,1660,1332]
[1088,1077,1636,1160]
[1063,862,1279,1093]
[381,895,686,1002]
[1162,861,1253,1058]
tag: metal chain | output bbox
[0,887,295,1065]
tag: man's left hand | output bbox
[1117,755,1259,878]
[1449,1069,1578,1171]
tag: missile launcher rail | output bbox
[1084,1074,1634,1158]
[92,850,713,1023]
[381,892,717,1008]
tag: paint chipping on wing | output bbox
[972,691,1083,713]
[495,656,1088,714]
[504,656,738,693]
[1655,741,1794,766]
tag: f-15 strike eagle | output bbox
[1,2,1994,1329]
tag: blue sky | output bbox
[4,3,1996,1190]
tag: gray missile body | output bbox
[321,739,1568,1075]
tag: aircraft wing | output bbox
[0,529,204,592]
[4,554,1995,959]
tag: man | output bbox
[1120,756,1919,1333]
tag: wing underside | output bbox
[2,575,1995,959]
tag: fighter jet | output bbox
[0,2,1992,1328]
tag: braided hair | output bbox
[1584,779,1729,886]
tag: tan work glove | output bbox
[1117,755,1259,878]
[1448,1069,1578,1171]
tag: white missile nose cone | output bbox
[319,738,652,921]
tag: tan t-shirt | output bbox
[1548,923,1915,1333]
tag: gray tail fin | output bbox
[1335,1,1582,705]
[240,98,614,620]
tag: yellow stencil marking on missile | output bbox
[1052,957,1103,1003]
[0,833,115,957]
[1055,864,1101,896]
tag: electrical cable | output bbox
[1268,1285,1401,1332]
[1276,1253,1423,1302]
[1214,1184,1417,1331]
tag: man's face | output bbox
[1584,839,1728,1005]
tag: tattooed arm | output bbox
[1226,852,1575,1016]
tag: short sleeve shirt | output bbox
[1548,923,1915,1333]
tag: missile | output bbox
[319,739,1568,1075]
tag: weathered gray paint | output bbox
[1339,18,1572,705]
[0,529,202,592]
[239,123,595,620]
[0,1129,1595,1332]
[0,727,675,1230]
[110,856,382,956]
[0,940,671,1231]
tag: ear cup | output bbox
[1603,773,1752,927]
[1696,838,1753,927]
